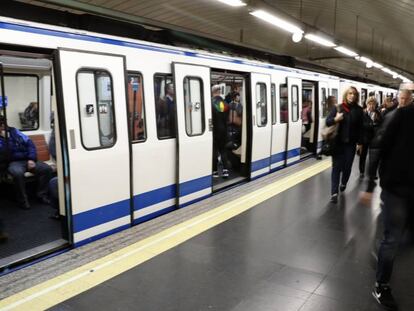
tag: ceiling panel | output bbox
[12,0,414,85]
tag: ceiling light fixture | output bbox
[304,34,336,47]
[216,0,246,6]
[334,46,358,57]
[291,32,303,43]
[250,10,304,34]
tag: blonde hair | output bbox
[342,86,360,104]
[365,96,377,107]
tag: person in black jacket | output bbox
[358,97,382,179]
[360,102,414,311]
[326,86,363,203]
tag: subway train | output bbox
[0,15,396,269]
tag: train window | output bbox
[331,88,338,100]
[279,84,288,124]
[255,83,267,127]
[127,73,146,142]
[321,88,328,117]
[154,74,176,139]
[361,88,367,107]
[291,85,299,122]
[183,77,205,136]
[271,83,277,125]
[0,74,39,131]
[76,70,116,149]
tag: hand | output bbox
[334,112,344,122]
[356,144,363,155]
[27,160,36,171]
[359,191,373,206]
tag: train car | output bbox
[0,15,396,270]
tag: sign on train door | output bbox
[57,49,131,245]
[173,63,213,208]
[286,77,302,165]
[250,73,272,179]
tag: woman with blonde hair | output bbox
[326,86,364,203]
[359,96,382,179]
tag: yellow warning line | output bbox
[0,159,331,311]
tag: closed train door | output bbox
[173,63,213,208]
[250,73,272,179]
[57,49,131,245]
[285,77,302,165]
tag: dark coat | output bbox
[0,127,36,162]
[326,102,364,151]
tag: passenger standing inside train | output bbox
[358,97,382,179]
[359,102,414,311]
[211,85,230,178]
[326,86,363,203]
[0,115,52,209]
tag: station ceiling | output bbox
[14,0,414,87]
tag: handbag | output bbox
[320,105,341,156]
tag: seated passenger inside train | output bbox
[20,101,39,130]
[0,115,53,210]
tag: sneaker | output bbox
[340,184,347,192]
[213,171,219,178]
[222,169,229,178]
[372,284,398,310]
[330,193,338,204]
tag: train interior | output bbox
[210,71,249,191]
[300,81,318,158]
[0,49,67,270]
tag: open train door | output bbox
[57,49,131,245]
[173,63,213,208]
[250,73,272,179]
[286,77,302,165]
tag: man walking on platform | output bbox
[360,93,414,311]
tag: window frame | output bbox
[183,75,205,137]
[153,73,176,140]
[127,71,147,144]
[279,84,288,124]
[255,82,268,128]
[291,85,299,122]
[271,83,277,125]
[76,68,117,151]
[2,73,40,131]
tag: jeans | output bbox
[8,160,53,205]
[376,190,412,284]
[48,177,59,210]
[331,144,356,195]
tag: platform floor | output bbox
[1,159,414,311]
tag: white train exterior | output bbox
[0,16,396,247]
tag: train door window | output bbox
[154,74,175,139]
[76,70,116,149]
[127,73,146,142]
[279,84,288,123]
[291,85,299,122]
[255,83,267,127]
[361,88,367,107]
[321,88,329,117]
[379,91,383,106]
[271,83,277,125]
[183,77,205,136]
[1,74,39,131]
[331,88,338,100]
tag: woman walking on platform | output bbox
[326,86,364,203]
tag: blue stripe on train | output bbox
[251,148,300,173]
[73,175,211,233]
[72,199,130,233]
